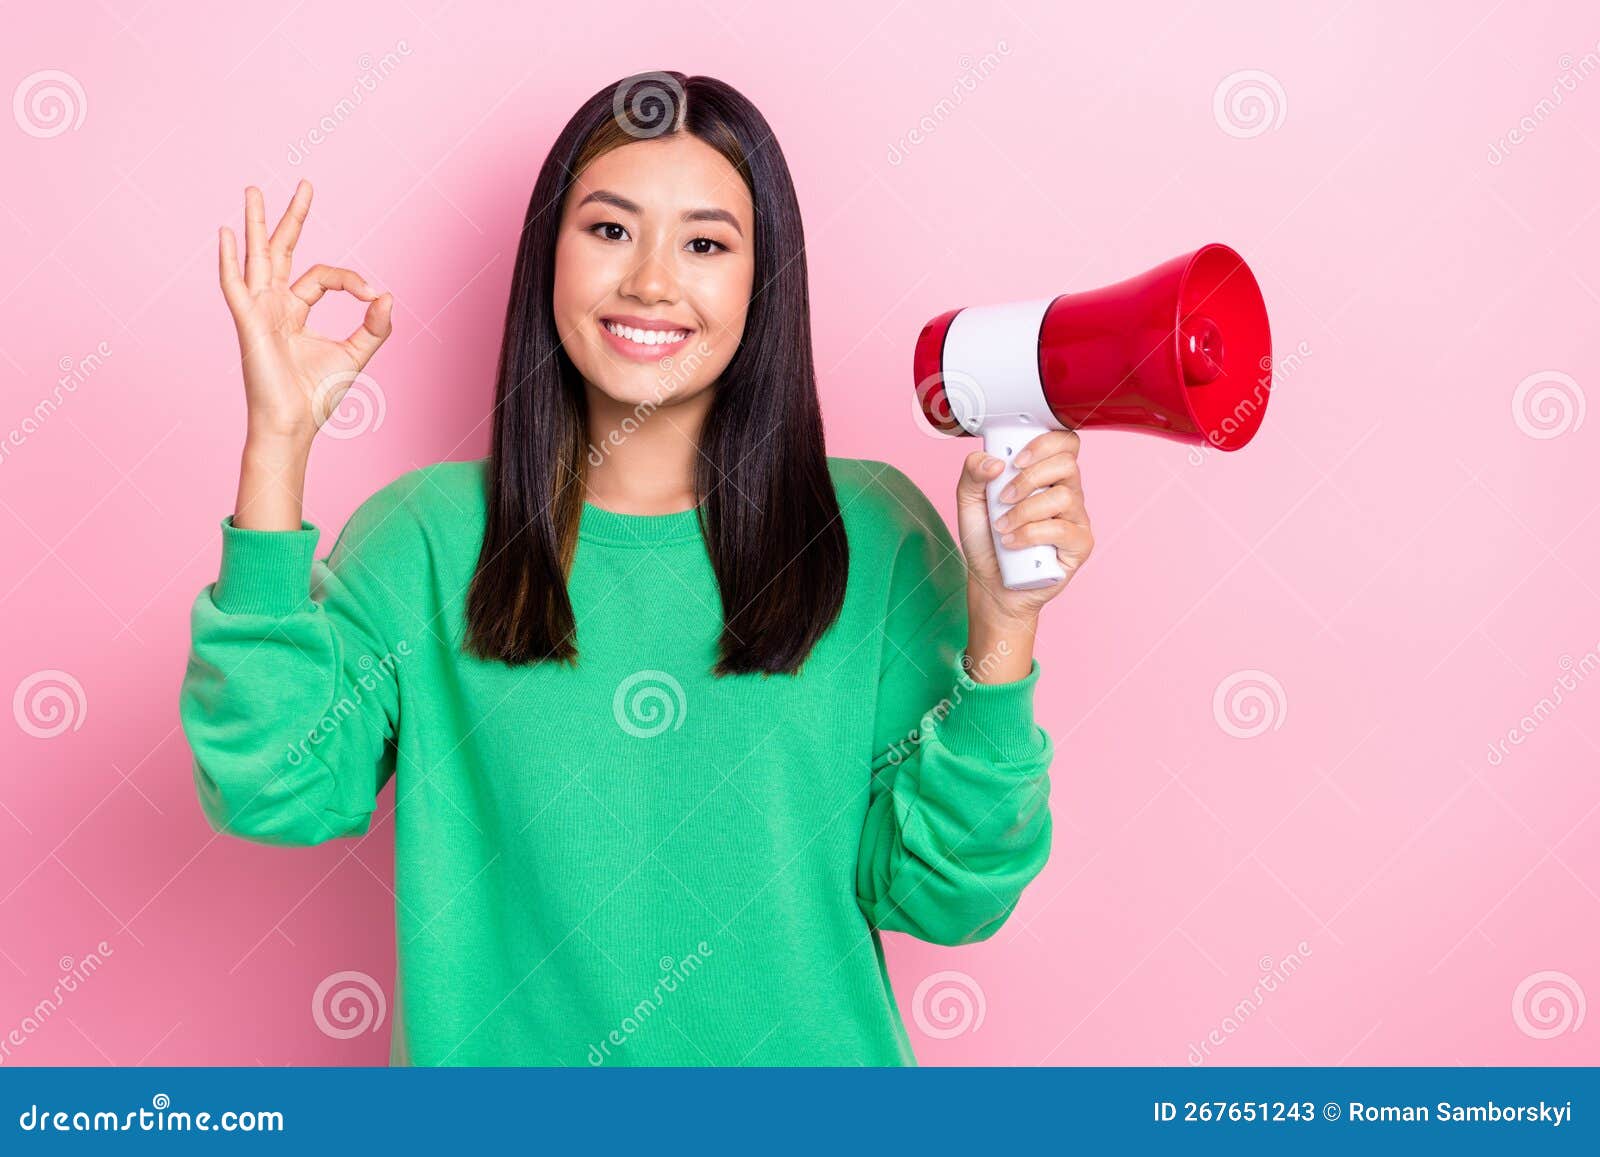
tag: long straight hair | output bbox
[464,72,849,677]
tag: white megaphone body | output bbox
[913,243,1273,590]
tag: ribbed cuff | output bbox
[211,516,321,616]
[934,657,1047,764]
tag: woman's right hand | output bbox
[219,181,394,450]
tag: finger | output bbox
[1000,516,1095,572]
[1001,447,1083,504]
[289,264,378,309]
[959,448,1004,506]
[243,186,270,292]
[1012,427,1079,469]
[268,179,313,286]
[996,484,1086,531]
[343,293,394,365]
[218,226,247,314]
[1051,522,1095,574]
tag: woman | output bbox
[179,71,1094,1066]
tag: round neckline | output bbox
[578,499,706,547]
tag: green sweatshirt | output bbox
[178,455,1054,1066]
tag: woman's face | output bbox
[553,134,755,411]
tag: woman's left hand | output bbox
[957,429,1094,625]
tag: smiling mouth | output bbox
[600,318,694,347]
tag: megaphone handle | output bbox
[983,423,1067,591]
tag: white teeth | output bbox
[604,320,688,346]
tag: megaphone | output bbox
[913,242,1272,590]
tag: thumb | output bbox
[958,448,1002,509]
[345,292,395,366]
[954,448,1004,577]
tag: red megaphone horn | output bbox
[913,242,1272,590]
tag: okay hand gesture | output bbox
[218,181,394,448]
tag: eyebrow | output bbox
[575,188,744,237]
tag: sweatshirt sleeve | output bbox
[854,465,1055,946]
[178,482,422,847]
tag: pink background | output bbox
[2,0,1597,1066]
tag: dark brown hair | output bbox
[464,71,848,676]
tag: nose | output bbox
[619,237,678,305]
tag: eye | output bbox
[587,221,728,254]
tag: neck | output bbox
[582,383,712,514]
